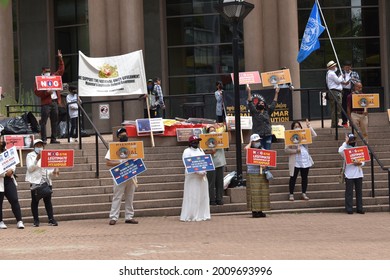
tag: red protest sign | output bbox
[246,148,277,167]
[35,76,63,91]
[41,150,74,168]
[230,71,261,85]
[343,146,370,165]
[4,134,34,149]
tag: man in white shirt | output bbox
[326,60,344,128]
[341,61,360,128]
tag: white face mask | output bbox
[34,147,43,154]
[43,72,50,77]
[334,67,338,72]
[252,142,261,148]
[294,127,301,130]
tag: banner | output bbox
[284,129,313,145]
[78,50,147,97]
[176,128,203,142]
[199,132,229,150]
[352,94,380,109]
[136,118,165,135]
[0,146,20,174]
[35,76,63,91]
[260,69,292,87]
[109,142,144,160]
[344,146,370,165]
[230,71,261,85]
[4,134,34,149]
[246,148,277,167]
[41,150,74,168]
[183,155,215,174]
[110,158,147,185]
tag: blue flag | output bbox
[297,2,325,63]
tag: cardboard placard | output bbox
[41,150,74,168]
[284,129,313,145]
[246,148,277,167]
[0,146,20,174]
[176,128,203,142]
[110,158,147,185]
[260,69,292,87]
[343,146,370,165]
[352,94,380,108]
[272,125,285,139]
[136,118,165,135]
[109,142,144,160]
[183,154,215,174]
[230,71,261,85]
[35,75,63,91]
[199,132,229,150]
[226,116,253,130]
[4,134,34,149]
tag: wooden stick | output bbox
[145,94,155,147]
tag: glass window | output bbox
[166,0,219,16]
[54,0,87,26]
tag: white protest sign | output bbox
[0,146,20,174]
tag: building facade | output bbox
[0,0,388,132]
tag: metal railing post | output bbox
[370,153,375,197]
[320,91,324,128]
[334,97,338,140]
[307,89,311,121]
[95,132,99,178]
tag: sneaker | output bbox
[0,221,7,229]
[109,219,116,225]
[289,194,294,201]
[17,221,25,229]
[69,138,74,143]
[48,219,58,226]
[342,123,349,128]
[302,193,310,200]
[33,220,40,227]
[125,219,139,224]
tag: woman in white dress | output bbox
[180,135,211,222]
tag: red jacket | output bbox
[34,57,65,106]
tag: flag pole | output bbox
[315,0,342,70]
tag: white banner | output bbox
[78,50,147,97]
[0,146,20,174]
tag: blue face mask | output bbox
[34,147,43,154]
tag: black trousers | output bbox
[207,166,224,204]
[342,88,351,124]
[289,167,310,194]
[0,177,22,222]
[40,101,59,141]
[70,117,78,138]
[30,185,54,222]
[345,177,363,212]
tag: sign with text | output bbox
[176,128,203,142]
[388,109,390,122]
[260,69,292,87]
[41,149,74,168]
[109,141,144,160]
[352,94,380,108]
[183,154,215,174]
[226,116,253,130]
[99,104,110,119]
[0,146,20,174]
[110,158,146,185]
[136,118,165,135]
[344,146,370,165]
[199,132,229,150]
[272,125,285,139]
[4,134,34,149]
[284,129,313,145]
[230,71,261,85]
[246,148,277,167]
[35,75,63,91]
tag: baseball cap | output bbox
[347,133,356,141]
[250,134,261,142]
[33,139,45,146]
[188,135,202,143]
[116,127,127,137]
[327,60,337,68]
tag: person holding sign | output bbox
[338,134,365,215]
[26,139,60,227]
[34,49,64,144]
[106,128,138,225]
[284,120,317,201]
[326,60,345,128]
[341,61,360,128]
[244,134,271,218]
[347,82,368,141]
[247,84,280,150]
[0,141,24,229]
[180,135,210,222]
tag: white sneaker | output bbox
[302,193,310,200]
[17,221,25,229]
[289,194,294,201]
[69,138,74,143]
[0,221,7,229]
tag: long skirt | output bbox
[246,174,270,211]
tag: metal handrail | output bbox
[5,104,41,117]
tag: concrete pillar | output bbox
[88,0,107,56]
[0,2,15,99]
[379,0,390,109]
[261,0,280,72]
[119,0,144,53]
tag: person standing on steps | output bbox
[215,81,225,123]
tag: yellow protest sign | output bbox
[284,129,312,145]
[352,94,380,108]
[272,125,285,139]
[199,132,229,150]
[109,141,144,160]
[260,69,292,87]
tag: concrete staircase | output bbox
[3,113,390,223]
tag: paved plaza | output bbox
[1,212,390,260]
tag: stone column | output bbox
[0,2,15,99]
[261,0,280,72]
[88,0,107,56]
[119,0,144,53]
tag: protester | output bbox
[180,135,210,222]
[338,133,365,214]
[142,79,157,118]
[205,125,226,206]
[106,128,138,225]
[34,49,64,144]
[247,84,280,150]
[215,81,225,123]
[284,120,317,201]
[326,60,345,128]
[244,134,271,218]
[341,61,360,128]
[65,84,80,142]
[26,139,59,227]
[347,82,368,141]
[0,140,24,229]
[153,77,165,118]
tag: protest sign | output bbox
[41,150,74,168]
[110,158,147,185]
[4,134,34,149]
[35,76,63,91]
[226,116,253,130]
[284,129,313,145]
[352,94,380,108]
[272,125,285,139]
[176,128,203,142]
[136,118,164,135]
[0,146,20,174]
[199,132,229,150]
[246,148,277,167]
[230,71,261,85]
[260,69,292,87]
[343,146,370,165]
[109,142,144,160]
[183,155,215,174]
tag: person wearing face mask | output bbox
[244,134,270,218]
[347,82,368,141]
[215,81,225,123]
[26,139,60,227]
[34,49,64,144]
[180,135,210,222]
[247,84,280,150]
[204,126,226,206]
[106,128,138,225]
[141,79,158,118]
[326,60,346,128]
[341,61,360,128]
[338,133,365,214]
[284,120,317,201]
[0,140,24,229]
